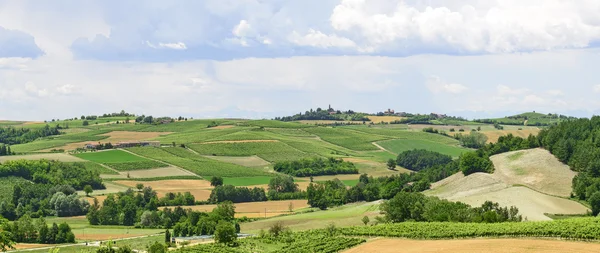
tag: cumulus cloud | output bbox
[546,89,564,96]
[146,41,187,50]
[288,29,356,49]
[330,0,600,54]
[0,27,44,58]
[594,84,600,93]
[497,85,529,96]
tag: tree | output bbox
[210,177,224,187]
[0,216,14,251]
[82,120,89,126]
[361,216,370,226]
[147,242,167,253]
[212,201,235,221]
[83,185,93,197]
[136,184,144,192]
[214,221,237,245]
[387,159,397,170]
[165,229,171,244]
[590,192,600,216]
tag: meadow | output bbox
[74,150,150,163]
[376,139,469,157]
[188,141,316,162]
[127,147,272,177]
[303,127,391,151]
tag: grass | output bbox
[11,129,112,152]
[71,162,119,175]
[507,151,525,161]
[349,127,460,145]
[341,179,359,186]
[304,127,391,151]
[74,150,150,163]
[266,128,315,137]
[219,176,274,186]
[241,201,380,233]
[104,160,168,171]
[26,246,93,253]
[205,129,277,142]
[127,147,272,177]
[152,126,245,144]
[376,139,469,157]
[188,141,316,162]
[244,120,312,128]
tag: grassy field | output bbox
[104,160,168,171]
[241,201,380,233]
[188,141,316,162]
[72,162,119,175]
[0,153,85,162]
[74,150,150,163]
[127,147,272,177]
[304,127,391,151]
[376,139,468,157]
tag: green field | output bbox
[127,147,272,177]
[203,176,276,186]
[304,127,391,151]
[376,139,469,157]
[188,141,316,162]
[104,160,168,171]
[74,150,150,163]
[71,162,119,175]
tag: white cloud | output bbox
[232,20,254,37]
[497,85,529,96]
[546,89,564,96]
[594,84,600,93]
[288,29,356,48]
[56,84,77,95]
[330,0,600,53]
[523,94,545,105]
[145,41,187,50]
[426,76,468,94]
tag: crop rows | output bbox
[104,160,168,171]
[275,236,365,253]
[71,162,118,175]
[127,147,271,177]
[340,218,600,240]
[304,127,391,151]
[350,127,460,145]
[188,142,315,162]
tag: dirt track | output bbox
[344,238,600,253]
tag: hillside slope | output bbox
[426,148,588,221]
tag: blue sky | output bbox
[1,0,600,120]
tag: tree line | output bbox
[275,107,370,122]
[380,192,522,223]
[273,157,358,177]
[0,124,61,145]
[0,160,105,190]
[0,144,13,156]
[1,215,75,244]
[208,175,306,203]
[1,183,90,220]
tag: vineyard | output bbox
[104,160,168,171]
[340,217,600,240]
[176,231,365,253]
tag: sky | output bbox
[1,0,600,121]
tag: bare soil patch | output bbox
[342,157,372,163]
[115,179,213,201]
[367,116,405,123]
[13,243,48,250]
[200,140,278,144]
[209,125,235,130]
[204,155,270,167]
[457,186,589,221]
[175,200,309,218]
[42,131,173,151]
[100,166,196,179]
[0,153,85,162]
[483,129,540,143]
[344,238,600,253]
[491,148,576,197]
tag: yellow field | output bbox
[344,238,600,253]
[99,166,197,179]
[482,128,540,143]
[115,179,213,201]
[0,153,85,162]
[367,116,405,123]
[171,200,309,218]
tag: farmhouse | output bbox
[84,143,98,149]
[114,141,160,148]
[384,108,395,115]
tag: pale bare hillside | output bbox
[426,172,508,200]
[457,187,588,221]
[491,148,576,197]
